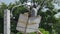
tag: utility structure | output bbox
[4,0,48,34]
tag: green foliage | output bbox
[17,32,22,34]
[39,28,50,34]
[53,19,60,34]
[0,2,7,33]
[16,28,50,34]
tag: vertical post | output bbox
[4,9,10,34]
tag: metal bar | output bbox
[24,13,29,34]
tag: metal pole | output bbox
[24,15,29,34]
[4,9,10,34]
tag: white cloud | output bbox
[54,12,60,18]
[53,3,60,10]
[26,2,32,6]
[41,6,49,12]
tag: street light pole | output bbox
[4,9,10,34]
[10,0,34,34]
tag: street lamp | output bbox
[10,1,33,34]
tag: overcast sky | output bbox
[0,0,19,5]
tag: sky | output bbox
[0,0,19,5]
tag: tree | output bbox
[0,2,7,33]
[0,0,60,34]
